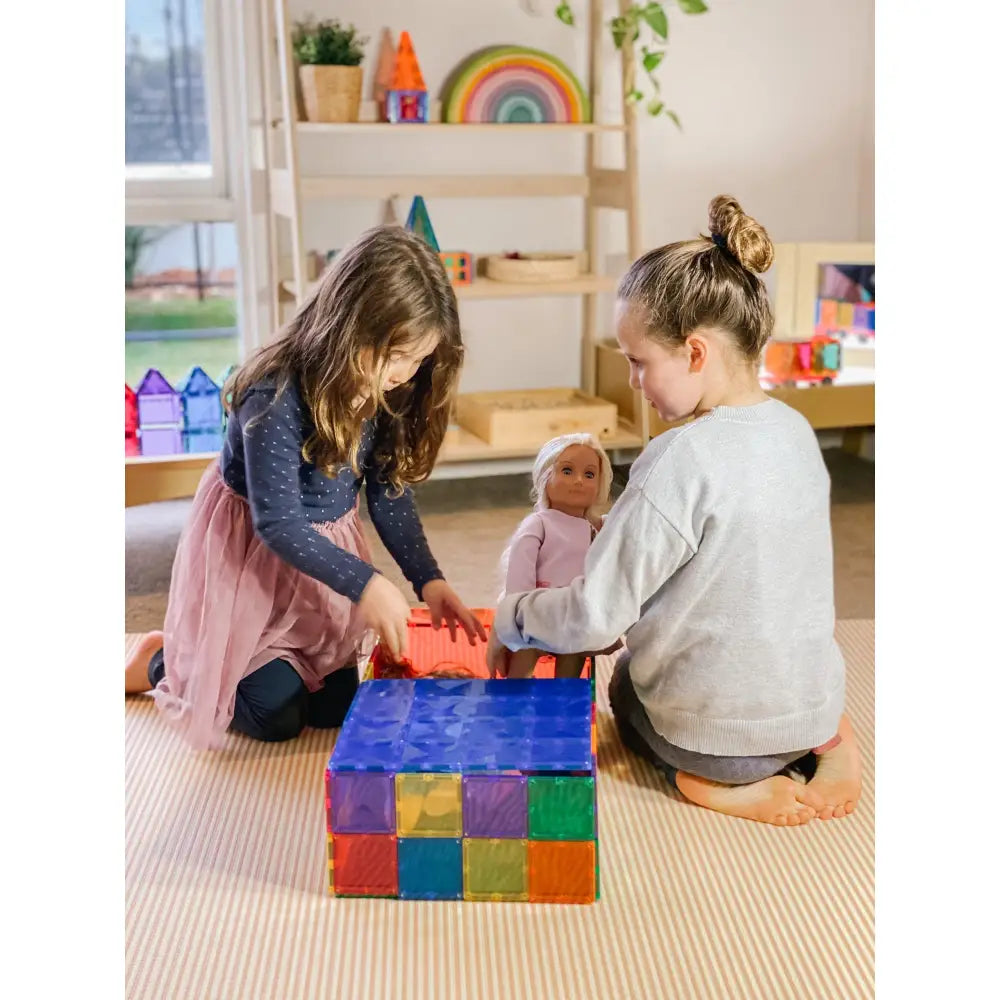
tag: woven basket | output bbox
[299,65,363,123]
[485,253,581,283]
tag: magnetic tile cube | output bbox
[325,675,599,903]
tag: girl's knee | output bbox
[251,694,309,742]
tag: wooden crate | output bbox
[455,388,618,448]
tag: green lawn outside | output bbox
[125,297,237,331]
[125,336,241,389]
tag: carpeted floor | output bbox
[125,449,874,632]
[125,620,873,1000]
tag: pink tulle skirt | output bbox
[153,461,373,750]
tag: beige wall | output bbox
[284,0,874,394]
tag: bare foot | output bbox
[809,714,862,820]
[675,771,825,827]
[125,631,163,694]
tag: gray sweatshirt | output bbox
[494,399,845,757]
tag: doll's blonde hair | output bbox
[497,433,613,598]
[529,432,612,517]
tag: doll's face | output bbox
[545,444,601,516]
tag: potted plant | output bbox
[553,1,709,123]
[292,17,368,123]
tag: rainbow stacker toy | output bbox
[325,619,599,903]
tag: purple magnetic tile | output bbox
[139,426,183,456]
[329,771,395,833]
[463,775,528,838]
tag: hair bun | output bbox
[707,194,774,274]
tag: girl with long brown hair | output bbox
[126,226,485,749]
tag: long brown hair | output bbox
[226,225,463,491]
[617,194,775,364]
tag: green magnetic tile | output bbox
[528,776,595,840]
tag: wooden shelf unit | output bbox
[280,273,618,302]
[261,0,651,462]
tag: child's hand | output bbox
[421,579,489,645]
[486,627,511,678]
[358,574,411,662]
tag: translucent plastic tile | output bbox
[528,776,596,840]
[398,837,463,900]
[528,840,596,904]
[332,834,398,897]
[463,775,528,838]
[395,773,463,837]
[521,738,594,772]
[463,838,528,901]
[328,772,395,834]
[327,739,404,773]
[399,741,464,772]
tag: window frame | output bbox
[124,0,232,222]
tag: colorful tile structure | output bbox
[325,676,599,903]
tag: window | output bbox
[125,0,229,213]
[126,222,240,456]
[124,0,263,459]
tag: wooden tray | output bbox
[484,253,580,283]
[455,387,617,448]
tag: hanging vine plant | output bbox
[553,1,709,124]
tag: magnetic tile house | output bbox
[325,678,599,903]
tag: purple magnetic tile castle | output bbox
[329,772,395,834]
[136,368,182,426]
[328,678,593,774]
[463,775,528,838]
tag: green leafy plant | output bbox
[554,1,709,124]
[292,17,367,67]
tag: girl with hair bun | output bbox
[488,196,862,828]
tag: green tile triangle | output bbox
[405,196,440,252]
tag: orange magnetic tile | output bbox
[528,840,596,904]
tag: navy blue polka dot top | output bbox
[221,378,443,604]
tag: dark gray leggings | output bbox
[608,653,814,787]
[147,649,359,742]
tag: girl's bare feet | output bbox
[675,771,825,827]
[808,714,862,820]
[125,631,163,694]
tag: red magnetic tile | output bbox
[332,834,398,897]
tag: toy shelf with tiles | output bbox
[127,366,229,459]
[325,676,600,903]
[261,0,651,470]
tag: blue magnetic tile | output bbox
[327,676,594,777]
[398,837,464,900]
[408,720,465,742]
[528,716,585,738]
[522,738,593,771]
[329,738,404,772]
[399,741,463,771]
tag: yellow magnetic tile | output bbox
[395,772,463,837]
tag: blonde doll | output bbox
[498,433,612,678]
